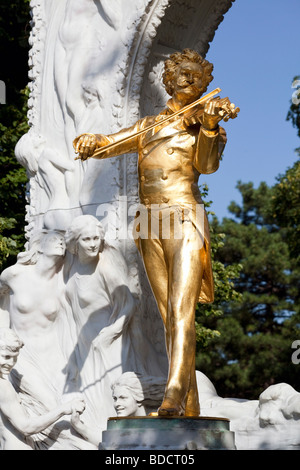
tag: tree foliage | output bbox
[287,75,300,138]
[195,74,300,399]
[196,181,300,399]
[276,75,300,260]
[195,184,242,348]
[0,1,31,270]
[0,217,18,270]
[271,158,300,261]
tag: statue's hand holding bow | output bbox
[73,133,110,160]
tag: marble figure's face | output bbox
[112,385,139,417]
[41,232,66,257]
[76,224,102,260]
[0,348,18,377]
[173,61,203,104]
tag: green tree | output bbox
[195,184,242,349]
[271,159,300,261]
[273,77,300,261]
[287,75,300,138]
[0,217,18,270]
[0,1,31,269]
[195,75,300,399]
[196,181,300,399]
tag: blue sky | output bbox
[201,0,300,220]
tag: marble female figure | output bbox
[64,215,146,434]
[15,130,78,232]
[0,231,90,449]
[0,231,69,403]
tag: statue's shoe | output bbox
[158,398,184,417]
[184,407,200,417]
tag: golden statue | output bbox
[73,49,239,417]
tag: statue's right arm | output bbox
[73,120,141,161]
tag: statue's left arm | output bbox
[194,124,227,175]
[193,98,228,174]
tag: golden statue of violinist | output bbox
[74,49,239,417]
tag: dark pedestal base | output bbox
[101,416,236,450]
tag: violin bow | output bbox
[75,87,222,160]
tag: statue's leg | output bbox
[158,219,204,416]
[138,236,169,350]
[184,351,200,416]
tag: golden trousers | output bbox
[137,208,204,414]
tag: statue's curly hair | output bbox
[162,48,214,97]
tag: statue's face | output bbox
[112,385,139,417]
[41,232,66,257]
[0,348,18,377]
[76,224,102,260]
[173,61,203,104]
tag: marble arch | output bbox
[17,0,235,356]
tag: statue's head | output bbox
[111,372,144,417]
[111,372,166,417]
[162,48,214,100]
[65,215,105,258]
[0,328,24,376]
[17,230,65,265]
[39,231,66,258]
[14,129,45,176]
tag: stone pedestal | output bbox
[101,416,236,450]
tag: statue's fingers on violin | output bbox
[204,97,222,115]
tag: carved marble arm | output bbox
[70,411,100,447]
[95,0,121,30]
[94,286,137,349]
[0,305,10,328]
[0,381,85,437]
[0,277,11,328]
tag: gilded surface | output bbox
[74,49,239,417]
